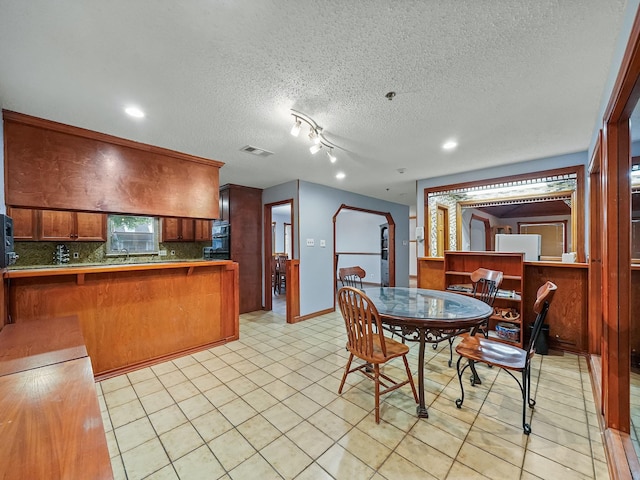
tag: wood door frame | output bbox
[598,5,640,477]
[468,213,490,251]
[263,199,294,312]
[332,204,396,296]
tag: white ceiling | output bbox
[0,1,629,211]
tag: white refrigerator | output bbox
[494,234,541,261]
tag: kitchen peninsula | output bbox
[5,260,239,379]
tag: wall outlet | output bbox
[170,250,176,256]
[320,239,326,247]
[158,250,167,256]
[306,238,315,247]
[73,252,79,259]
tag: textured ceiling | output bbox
[0,1,629,210]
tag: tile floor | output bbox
[99,309,609,480]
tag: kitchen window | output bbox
[106,215,160,255]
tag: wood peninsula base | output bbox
[5,261,239,378]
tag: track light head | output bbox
[327,149,337,163]
[290,118,301,137]
[310,143,322,154]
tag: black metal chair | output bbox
[454,281,557,434]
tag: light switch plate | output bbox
[306,238,315,247]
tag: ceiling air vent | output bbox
[240,145,273,157]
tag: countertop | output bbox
[4,260,233,278]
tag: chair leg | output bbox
[374,364,381,424]
[526,365,536,408]
[402,355,419,403]
[448,337,454,367]
[522,369,531,435]
[338,354,354,394]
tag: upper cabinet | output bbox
[40,210,106,241]
[162,218,195,242]
[218,188,230,223]
[194,220,212,242]
[7,207,37,241]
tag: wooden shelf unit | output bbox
[444,251,525,348]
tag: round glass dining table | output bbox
[363,287,493,418]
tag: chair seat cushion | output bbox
[455,335,527,371]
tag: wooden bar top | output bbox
[5,259,233,278]
[0,316,87,377]
[0,357,113,479]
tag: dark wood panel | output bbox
[0,358,113,480]
[524,263,588,353]
[0,316,87,376]
[8,262,239,376]
[224,184,263,313]
[4,111,221,219]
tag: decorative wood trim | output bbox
[292,307,334,324]
[286,259,300,323]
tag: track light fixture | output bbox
[290,117,301,137]
[289,110,339,163]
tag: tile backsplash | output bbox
[13,241,211,267]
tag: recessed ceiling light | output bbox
[125,106,145,118]
[336,172,346,180]
[442,140,457,151]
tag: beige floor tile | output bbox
[531,417,593,456]
[191,409,234,442]
[378,451,437,480]
[522,450,592,480]
[456,443,521,480]
[260,435,313,479]
[127,367,156,384]
[190,372,222,392]
[409,421,464,458]
[464,426,525,468]
[213,365,243,383]
[178,393,215,420]
[295,462,335,480]
[159,422,205,462]
[228,452,282,480]
[158,370,189,389]
[526,435,595,477]
[140,389,176,415]
[395,433,454,479]
[167,380,200,403]
[132,377,165,398]
[338,427,392,469]
[218,397,258,426]
[261,402,304,433]
[261,378,298,400]
[282,391,323,418]
[172,355,198,369]
[145,465,179,479]
[114,416,157,453]
[355,416,407,450]
[110,455,127,480]
[172,445,225,480]
[202,384,239,408]
[245,369,277,387]
[101,375,131,394]
[325,396,370,425]
[285,420,334,459]
[208,429,257,471]
[445,461,491,479]
[317,443,376,480]
[241,388,280,412]
[149,404,188,435]
[236,414,282,450]
[121,437,171,480]
[308,408,355,441]
[109,398,147,428]
[301,382,341,406]
[225,376,259,396]
[104,385,138,409]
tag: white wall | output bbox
[336,209,386,283]
[272,212,289,253]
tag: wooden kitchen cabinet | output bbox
[39,210,106,241]
[162,218,195,242]
[7,207,37,241]
[195,219,212,241]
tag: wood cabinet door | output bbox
[219,188,230,223]
[8,208,37,241]
[40,210,75,241]
[180,219,195,241]
[162,218,181,241]
[76,213,106,241]
[194,220,212,241]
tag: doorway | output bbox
[264,200,292,316]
